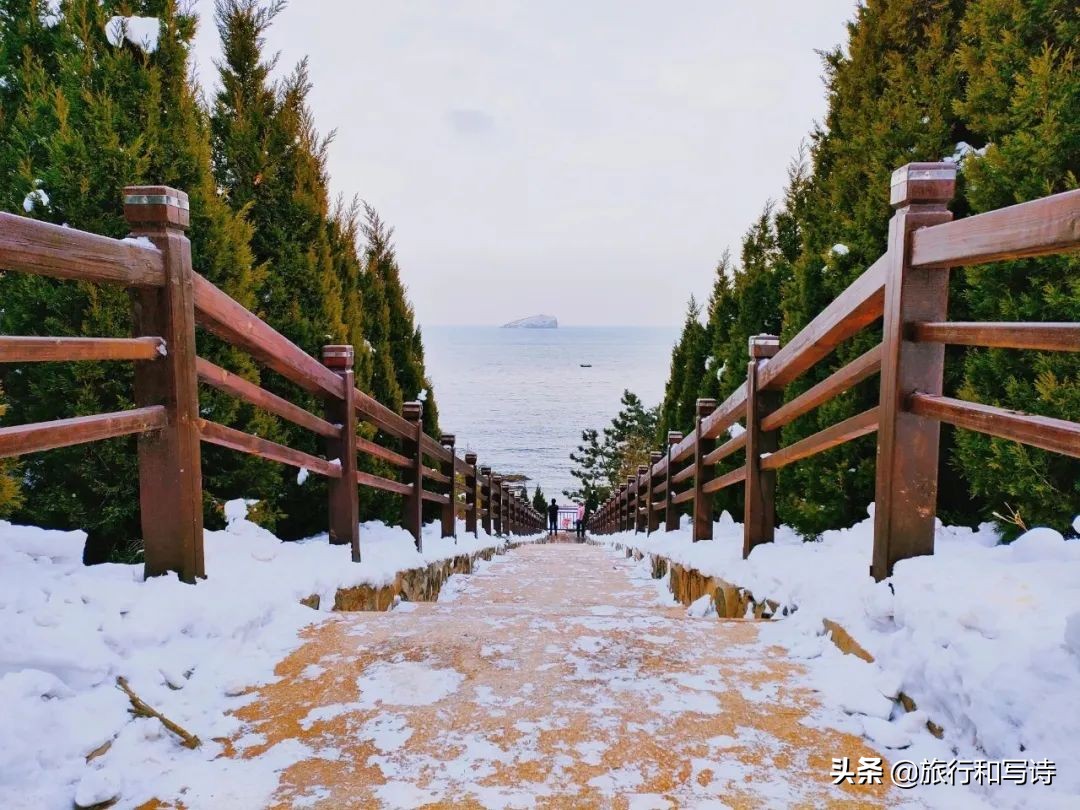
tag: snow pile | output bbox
[105,16,160,54]
[597,510,1080,804]
[22,182,49,213]
[0,502,525,808]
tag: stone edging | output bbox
[300,544,507,612]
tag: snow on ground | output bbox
[0,501,528,809]
[596,509,1080,807]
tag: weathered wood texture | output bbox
[0,211,165,286]
[0,336,165,363]
[0,407,166,459]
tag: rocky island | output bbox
[501,314,558,329]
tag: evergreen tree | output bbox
[0,1,275,559]
[211,0,350,538]
[564,428,607,514]
[773,0,972,537]
[657,296,706,441]
[950,0,1080,536]
[531,484,547,513]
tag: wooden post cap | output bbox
[440,433,456,447]
[491,474,502,484]
[123,185,190,230]
[889,163,956,208]
[637,465,648,475]
[619,483,628,491]
[501,481,510,490]
[748,334,780,359]
[650,451,663,463]
[465,452,477,464]
[321,345,354,370]
[668,431,683,445]
[403,401,423,421]
[696,398,717,417]
[480,466,491,475]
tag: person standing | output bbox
[575,503,585,540]
[547,498,559,536]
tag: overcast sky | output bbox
[190,0,856,328]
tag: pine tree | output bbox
[564,428,607,513]
[950,0,1080,536]
[657,296,706,442]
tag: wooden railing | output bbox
[0,185,542,583]
[589,162,1080,581]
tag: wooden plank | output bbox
[403,403,424,548]
[910,322,1080,353]
[0,335,165,363]
[702,431,746,465]
[0,406,166,459]
[759,257,886,391]
[356,469,413,497]
[192,273,344,399]
[127,190,204,583]
[653,478,668,494]
[910,189,1080,269]
[0,212,165,287]
[671,488,695,506]
[196,357,339,439]
[908,394,1080,459]
[425,467,451,485]
[700,384,747,440]
[761,407,880,471]
[701,466,746,494]
[353,388,412,440]
[692,399,717,541]
[422,434,453,464]
[762,344,882,433]
[356,435,410,468]
[422,490,451,506]
[198,419,341,478]
[671,463,695,486]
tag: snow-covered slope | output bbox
[0,502,522,809]
[597,511,1080,807]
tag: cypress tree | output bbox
[950,0,1080,536]
[0,1,273,558]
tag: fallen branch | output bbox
[116,676,202,749]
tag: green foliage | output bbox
[950,0,1080,537]
[531,483,547,513]
[0,0,445,549]
[566,391,658,515]
[0,385,22,516]
[645,0,1078,538]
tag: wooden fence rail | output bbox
[589,162,1080,581]
[0,186,541,583]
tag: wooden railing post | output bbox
[124,186,203,582]
[491,475,503,535]
[647,451,662,534]
[402,401,424,550]
[465,453,478,537]
[665,431,682,532]
[439,433,456,539]
[620,481,630,532]
[480,466,492,535]
[692,399,717,542]
[501,481,512,535]
[322,345,360,561]
[872,162,956,581]
[635,465,648,533]
[743,335,781,558]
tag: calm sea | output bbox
[423,326,680,503]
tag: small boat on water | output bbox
[580,363,592,368]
